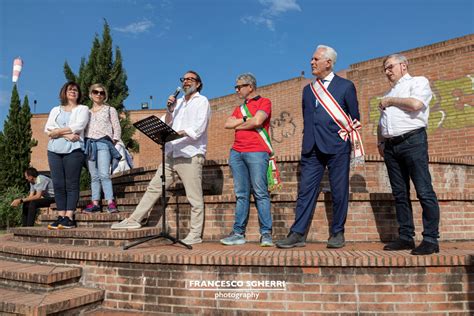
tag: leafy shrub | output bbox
[0,186,24,229]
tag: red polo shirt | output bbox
[231,96,272,153]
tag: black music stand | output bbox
[123,115,192,250]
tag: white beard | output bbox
[184,85,197,96]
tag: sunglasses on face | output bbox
[92,90,106,96]
[234,84,250,90]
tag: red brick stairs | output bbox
[0,258,103,315]
[0,156,472,314]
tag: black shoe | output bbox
[383,238,415,251]
[48,216,63,230]
[58,216,76,229]
[275,232,305,249]
[411,240,439,255]
[327,232,345,248]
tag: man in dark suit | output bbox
[276,45,360,249]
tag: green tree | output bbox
[0,85,37,193]
[63,20,138,152]
[0,186,24,228]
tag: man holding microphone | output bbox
[112,70,211,246]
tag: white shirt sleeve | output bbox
[410,76,433,108]
[69,105,90,134]
[183,97,211,140]
[44,107,60,133]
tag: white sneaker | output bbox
[181,235,202,245]
[111,218,142,230]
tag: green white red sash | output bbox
[310,79,365,163]
[240,102,282,191]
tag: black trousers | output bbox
[22,197,55,227]
[47,149,84,211]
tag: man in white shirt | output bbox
[378,54,440,255]
[112,71,211,245]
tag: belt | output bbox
[385,127,425,146]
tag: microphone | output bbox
[167,87,181,112]
[172,86,181,98]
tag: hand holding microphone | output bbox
[167,87,181,113]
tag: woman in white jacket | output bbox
[44,82,89,229]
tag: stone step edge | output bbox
[38,212,131,222]
[0,258,81,285]
[0,237,472,268]
[8,227,160,240]
[0,286,104,315]
[111,155,474,177]
[42,193,474,214]
[108,192,474,203]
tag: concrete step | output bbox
[80,181,225,203]
[0,286,103,315]
[0,259,81,292]
[32,191,474,243]
[9,227,161,247]
[38,212,133,228]
[108,159,474,196]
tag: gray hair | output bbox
[236,73,257,89]
[317,45,338,66]
[383,53,409,66]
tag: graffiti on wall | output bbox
[368,74,474,134]
[270,111,297,143]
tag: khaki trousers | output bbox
[130,155,205,238]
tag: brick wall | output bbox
[30,34,474,172]
[351,35,474,159]
[110,158,474,243]
[81,262,473,314]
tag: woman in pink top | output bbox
[83,84,122,213]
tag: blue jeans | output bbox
[88,142,114,201]
[48,149,84,211]
[229,149,272,235]
[384,129,440,244]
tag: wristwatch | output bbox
[243,116,247,122]
[20,199,24,203]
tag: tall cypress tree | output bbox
[19,96,38,165]
[0,85,37,193]
[64,20,138,151]
[0,131,6,191]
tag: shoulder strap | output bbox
[240,102,274,156]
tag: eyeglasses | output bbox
[180,77,198,83]
[92,90,106,96]
[383,63,402,72]
[235,84,250,90]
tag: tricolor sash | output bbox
[310,79,365,164]
[240,102,282,192]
